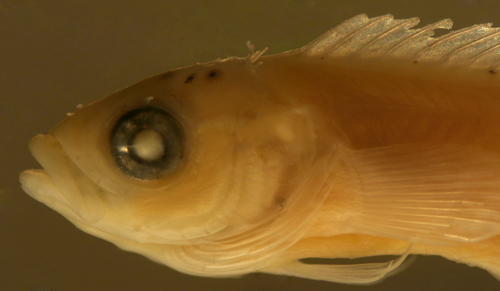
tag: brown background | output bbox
[2,0,500,290]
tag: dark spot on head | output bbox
[276,197,287,209]
[158,71,175,79]
[489,69,497,75]
[184,74,195,83]
[413,60,419,64]
[207,69,221,80]
[321,57,324,60]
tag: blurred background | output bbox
[2,0,500,290]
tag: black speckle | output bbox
[207,69,221,80]
[489,69,497,75]
[413,60,419,64]
[184,74,195,83]
[321,57,324,60]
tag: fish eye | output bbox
[110,107,184,180]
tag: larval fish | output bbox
[20,14,500,284]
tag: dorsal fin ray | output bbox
[301,14,500,70]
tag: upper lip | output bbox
[21,134,106,223]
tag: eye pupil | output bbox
[130,129,165,162]
[110,107,184,180]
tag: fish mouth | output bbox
[19,134,215,245]
[20,134,106,223]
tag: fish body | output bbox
[20,14,500,284]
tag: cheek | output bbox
[128,117,237,220]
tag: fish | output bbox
[19,14,500,284]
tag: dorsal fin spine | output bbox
[301,14,500,71]
[384,19,451,58]
[414,25,484,61]
[440,25,499,62]
[357,18,417,56]
[331,15,392,55]
[467,37,500,67]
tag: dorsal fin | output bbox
[301,14,500,71]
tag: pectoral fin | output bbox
[345,143,500,246]
[264,244,413,284]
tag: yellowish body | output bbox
[248,52,500,281]
[20,14,500,284]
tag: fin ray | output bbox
[302,14,500,70]
[264,244,413,284]
[345,143,500,246]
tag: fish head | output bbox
[20,56,343,272]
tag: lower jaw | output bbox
[26,134,106,223]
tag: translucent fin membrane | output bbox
[302,14,500,70]
[265,244,413,284]
[346,143,500,246]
